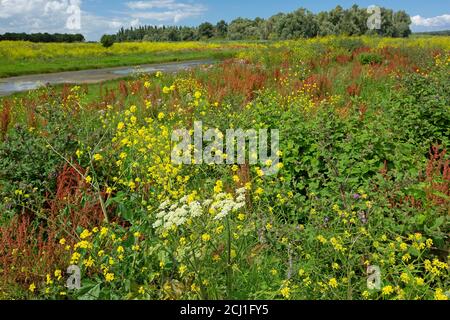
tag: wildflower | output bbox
[100,227,108,237]
[144,81,151,88]
[70,252,81,264]
[362,291,370,299]
[138,286,145,295]
[80,229,92,239]
[382,285,394,296]
[76,149,83,158]
[117,122,125,130]
[237,213,246,221]
[46,274,53,285]
[158,112,165,120]
[434,288,448,300]
[194,91,202,99]
[117,246,124,254]
[59,238,66,245]
[201,233,211,242]
[29,283,36,293]
[402,253,411,262]
[162,86,171,94]
[93,153,103,161]
[85,175,92,184]
[98,250,105,257]
[215,225,224,234]
[83,256,94,268]
[105,273,115,282]
[54,270,62,280]
[400,272,410,284]
[266,223,272,231]
[178,264,188,276]
[132,245,140,251]
[415,277,424,286]
[280,286,290,299]
[213,180,223,193]
[155,71,162,78]
[328,278,338,288]
[213,254,221,262]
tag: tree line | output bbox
[109,5,412,43]
[0,33,85,43]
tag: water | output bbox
[0,59,214,97]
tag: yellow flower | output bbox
[29,283,36,293]
[400,272,410,284]
[328,278,338,288]
[80,229,92,239]
[85,175,92,184]
[100,227,108,237]
[46,274,53,285]
[213,180,223,193]
[105,273,115,282]
[117,122,125,130]
[54,270,62,280]
[237,213,245,221]
[194,91,202,99]
[434,288,448,300]
[265,223,272,231]
[270,269,278,276]
[178,264,188,276]
[280,286,290,299]
[158,112,165,120]
[76,149,83,158]
[93,153,103,161]
[362,291,370,299]
[83,256,94,268]
[138,286,145,295]
[415,277,425,286]
[382,285,394,296]
[59,238,66,245]
[117,246,124,254]
[201,233,211,242]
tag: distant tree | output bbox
[100,34,115,48]
[198,22,215,39]
[215,20,228,38]
[393,11,412,37]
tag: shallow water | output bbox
[0,59,214,97]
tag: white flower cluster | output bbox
[212,187,246,220]
[153,187,246,231]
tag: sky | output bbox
[0,0,449,41]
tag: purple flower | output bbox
[353,193,361,199]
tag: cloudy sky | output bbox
[0,0,449,40]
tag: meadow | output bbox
[0,36,449,300]
[0,41,260,77]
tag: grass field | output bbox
[0,36,449,300]
[0,41,261,77]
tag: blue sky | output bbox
[0,1,449,40]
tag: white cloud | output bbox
[126,0,206,23]
[411,14,450,27]
[0,0,207,40]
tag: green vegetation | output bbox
[110,5,411,42]
[0,37,448,300]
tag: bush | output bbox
[100,35,115,48]
[358,53,383,65]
